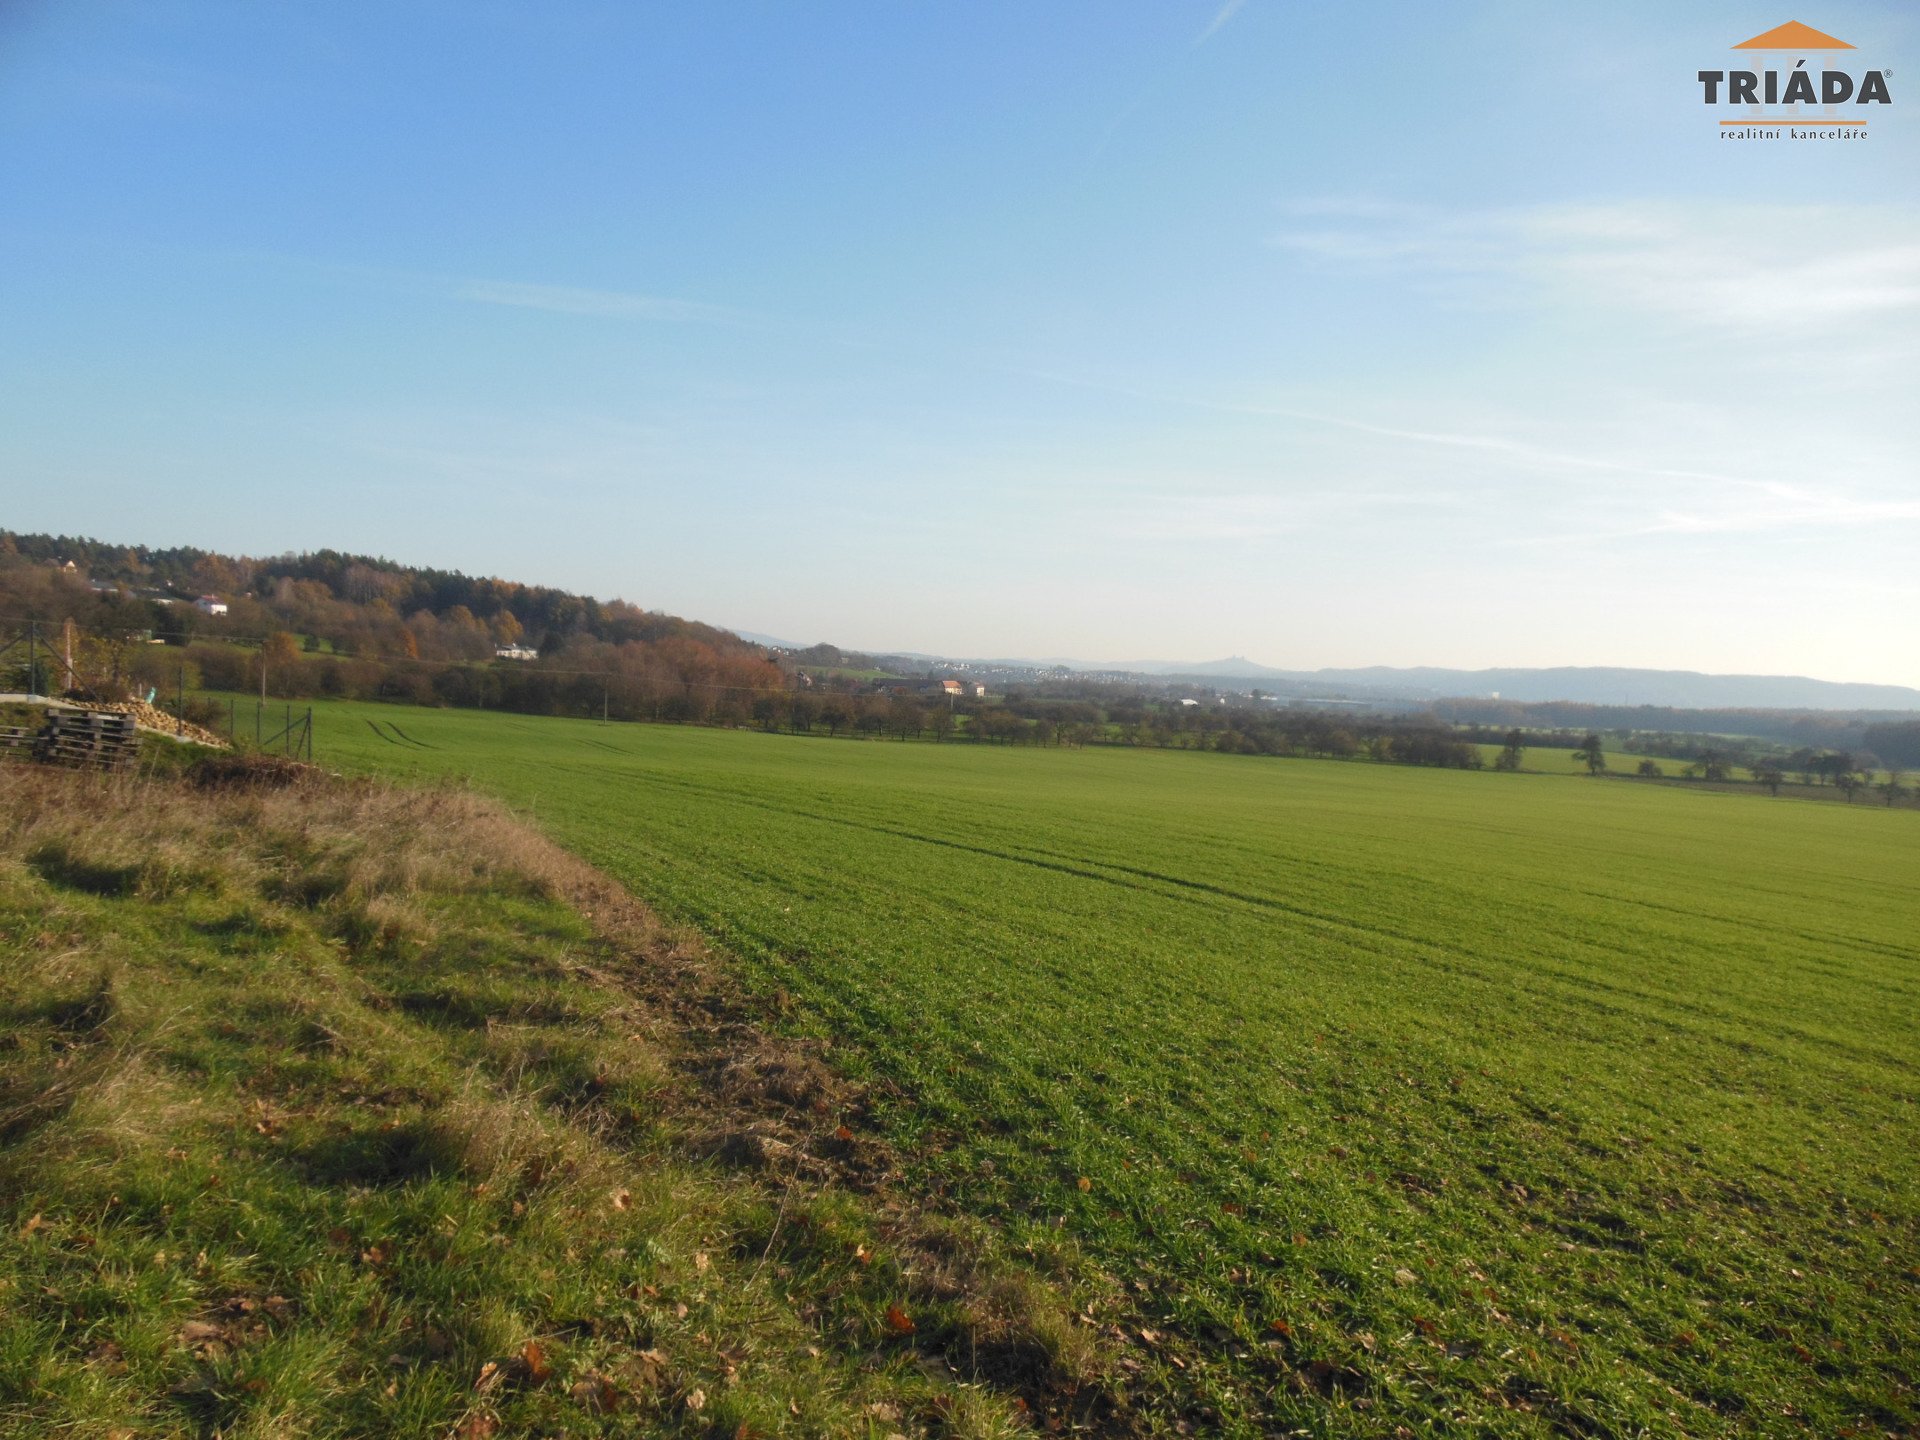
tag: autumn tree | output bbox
[255,631,301,698]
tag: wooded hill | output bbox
[0,532,784,722]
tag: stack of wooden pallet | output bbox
[0,725,35,757]
[33,708,140,771]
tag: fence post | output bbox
[177,667,185,737]
[26,620,36,698]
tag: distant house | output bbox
[969,682,988,698]
[494,644,539,661]
[923,679,965,699]
[194,595,228,616]
[1178,697,1200,708]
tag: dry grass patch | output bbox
[0,767,1138,1438]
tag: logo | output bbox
[1698,21,1891,140]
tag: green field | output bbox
[306,700,1919,1435]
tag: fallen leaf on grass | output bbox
[685,1387,706,1411]
[884,1304,916,1335]
[455,1412,499,1438]
[569,1375,622,1412]
[1076,1177,1092,1192]
[19,1213,46,1238]
[473,1361,501,1394]
[177,1320,227,1356]
[521,1340,552,1384]
[611,1188,631,1212]
[834,1125,854,1141]
[1393,1268,1417,1287]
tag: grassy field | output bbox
[261,697,1920,1436]
[1,768,1102,1438]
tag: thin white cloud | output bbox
[1022,368,1918,546]
[1555,492,1920,544]
[1024,368,1791,497]
[1103,487,1455,541]
[1193,0,1248,46]
[1271,199,1920,331]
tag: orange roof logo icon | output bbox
[1733,21,1853,50]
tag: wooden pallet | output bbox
[31,709,141,771]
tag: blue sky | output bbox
[2,1,1916,682]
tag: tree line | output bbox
[1,532,784,724]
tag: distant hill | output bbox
[1247,665,1920,711]
[1055,658,1920,711]
[724,627,808,650]
[724,623,1920,711]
